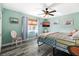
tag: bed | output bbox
[37,32,79,54]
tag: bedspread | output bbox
[38,32,75,42]
[37,32,76,53]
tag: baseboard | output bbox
[2,37,37,48]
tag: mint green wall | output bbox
[38,18,48,34]
[3,8,79,44]
[50,12,79,33]
[2,8,45,44]
[2,8,25,44]
[42,19,49,32]
[38,18,44,34]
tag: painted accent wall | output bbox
[2,8,45,45]
[2,8,25,44]
[49,12,79,33]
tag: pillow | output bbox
[68,30,77,36]
[68,32,73,36]
[72,31,79,39]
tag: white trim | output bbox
[2,37,37,47]
[2,40,25,47]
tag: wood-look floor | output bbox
[0,39,53,56]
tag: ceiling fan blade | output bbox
[42,10,46,13]
[49,14,54,16]
[49,10,56,13]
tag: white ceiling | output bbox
[2,3,79,18]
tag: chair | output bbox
[11,30,22,46]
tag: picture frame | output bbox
[9,17,19,23]
[64,19,74,25]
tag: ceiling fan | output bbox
[39,3,60,17]
[42,7,56,17]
